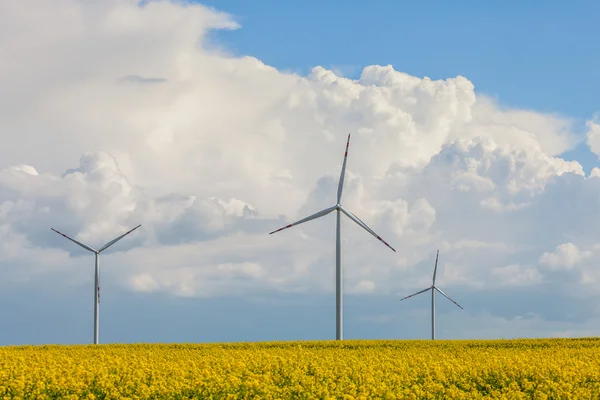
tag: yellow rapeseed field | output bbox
[2,338,600,399]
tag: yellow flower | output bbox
[1,339,600,398]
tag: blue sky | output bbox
[199,0,598,115]
[2,0,600,346]
[199,0,600,171]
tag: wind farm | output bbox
[41,134,463,345]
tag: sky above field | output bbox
[2,0,600,345]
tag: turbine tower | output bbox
[399,250,463,340]
[51,224,141,344]
[269,134,396,341]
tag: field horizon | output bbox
[3,336,600,348]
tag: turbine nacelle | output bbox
[52,225,142,255]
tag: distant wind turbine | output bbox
[269,134,396,341]
[51,224,141,344]
[399,250,463,340]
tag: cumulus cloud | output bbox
[1,0,600,341]
[540,243,592,270]
[0,151,272,254]
[586,116,600,156]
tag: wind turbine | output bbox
[269,133,396,341]
[399,250,463,340]
[51,224,142,344]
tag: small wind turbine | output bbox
[51,224,141,344]
[269,134,396,341]
[399,250,463,340]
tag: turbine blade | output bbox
[399,287,431,301]
[339,207,396,252]
[269,206,336,235]
[336,133,351,204]
[98,224,142,253]
[434,287,463,310]
[51,228,96,253]
[432,249,439,285]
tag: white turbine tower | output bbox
[51,224,142,344]
[269,134,396,341]
[399,250,463,340]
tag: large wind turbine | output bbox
[269,134,396,341]
[51,224,141,344]
[399,250,463,340]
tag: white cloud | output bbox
[353,280,376,294]
[540,243,592,270]
[490,264,543,287]
[586,116,600,156]
[129,272,160,293]
[589,167,600,179]
[1,0,600,343]
[217,262,265,279]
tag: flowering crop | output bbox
[2,338,600,399]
